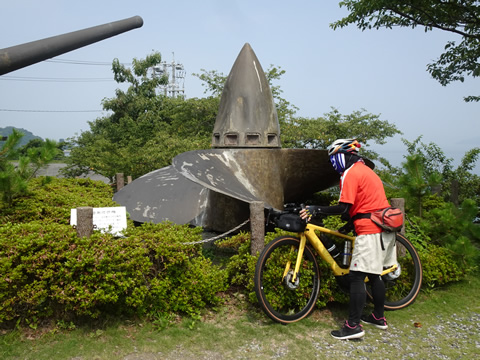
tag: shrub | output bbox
[0,221,149,324]
[420,199,480,268]
[0,178,228,327]
[125,222,228,317]
[418,245,466,289]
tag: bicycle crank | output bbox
[384,263,401,280]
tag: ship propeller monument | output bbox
[113,43,364,232]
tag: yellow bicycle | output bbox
[254,204,423,324]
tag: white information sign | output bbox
[70,207,127,237]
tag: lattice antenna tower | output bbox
[151,52,185,97]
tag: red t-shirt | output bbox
[339,161,390,235]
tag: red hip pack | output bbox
[353,207,404,233]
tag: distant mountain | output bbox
[0,126,43,147]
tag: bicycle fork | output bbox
[282,234,308,285]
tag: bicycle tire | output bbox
[366,233,423,310]
[254,235,320,324]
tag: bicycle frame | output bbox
[289,223,399,283]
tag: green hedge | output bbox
[0,221,227,326]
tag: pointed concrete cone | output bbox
[212,43,280,148]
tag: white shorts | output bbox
[349,232,397,274]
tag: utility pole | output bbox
[151,53,185,97]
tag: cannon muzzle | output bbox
[0,16,143,75]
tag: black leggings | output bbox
[348,270,385,326]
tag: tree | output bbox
[281,108,402,164]
[401,136,480,207]
[19,138,67,160]
[421,198,480,266]
[397,153,442,217]
[0,129,58,206]
[454,147,480,206]
[331,0,480,102]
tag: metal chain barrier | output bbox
[183,219,250,245]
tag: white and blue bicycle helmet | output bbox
[327,139,361,174]
[327,138,361,156]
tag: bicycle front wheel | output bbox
[254,235,320,324]
[366,233,423,310]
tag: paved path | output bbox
[36,163,110,183]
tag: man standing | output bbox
[300,138,396,340]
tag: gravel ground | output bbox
[307,312,480,360]
[115,311,480,360]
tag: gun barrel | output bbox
[0,16,143,75]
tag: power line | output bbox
[45,59,131,66]
[0,58,132,82]
[0,75,113,82]
[0,109,103,113]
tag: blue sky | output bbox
[1,0,478,172]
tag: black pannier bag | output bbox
[274,213,306,232]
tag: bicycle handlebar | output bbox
[266,203,303,217]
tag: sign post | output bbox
[71,206,127,237]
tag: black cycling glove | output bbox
[306,203,351,217]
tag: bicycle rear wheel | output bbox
[254,235,320,324]
[366,233,423,310]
